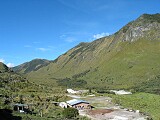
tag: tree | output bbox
[62,107,79,119]
[19,95,24,104]
[89,88,92,93]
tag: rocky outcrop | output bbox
[118,14,160,42]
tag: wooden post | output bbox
[22,106,24,111]
[17,106,19,111]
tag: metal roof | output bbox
[13,103,28,107]
[66,99,89,106]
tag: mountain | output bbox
[0,63,28,100]
[0,62,9,73]
[0,62,26,83]
[24,13,160,93]
[13,59,51,74]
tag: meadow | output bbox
[106,93,160,120]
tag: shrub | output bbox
[57,78,87,88]
[62,107,79,119]
[30,93,35,98]
[79,116,91,120]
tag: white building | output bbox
[59,102,68,108]
[67,89,80,94]
[110,90,132,95]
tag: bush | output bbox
[96,89,115,94]
[79,116,91,120]
[62,107,79,119]
[57,78,87,88]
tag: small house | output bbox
[110,90,132,95]
[66,99,92,110]
[67,89,80,94]
[13,103,29,113]
[59,102,68,108]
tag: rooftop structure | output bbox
[66,99,91,110]
[66,99,89,106]
[13,103,29,113]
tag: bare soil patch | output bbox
[88,109,113,115]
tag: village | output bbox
[12,88,149,120]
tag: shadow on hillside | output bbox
[0,109,22,120]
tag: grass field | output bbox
[106,93,160,120]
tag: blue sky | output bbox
[0,0,160,67]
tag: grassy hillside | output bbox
[81,39,160,90]
[0,62,9,72]
[107,93,160,120]
[26,14,160,94]
[4,13,160,120]
[0,63,70,119]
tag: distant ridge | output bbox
[13,59,51,74]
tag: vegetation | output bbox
[132,74,160,94]
[0,62,9,73]
[23,14,160,96]
[57,78,87,88]
[10,13,160,120]
[96,88,115,94]
[62,107,79,119]
[138,13,160,23]
[13,59,50,74]
[0,64,70,119]
[106,93,160,120]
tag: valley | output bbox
[1,13,160,120]
[14,14,160,94]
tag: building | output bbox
[13,103,29,113]
[67,89,88,94]
[66,99,92,110]
[59,102,68,108]
[67,89,80,94]
[110,90,132,95]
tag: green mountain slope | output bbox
[0,62,9,72]
[13,59,51,74]
[0,63,68,120]
[0,62,27,97]
[26,13,160,93]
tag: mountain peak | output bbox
[138,13,160,23]
[118,13,160,42]
[13,59,51,74]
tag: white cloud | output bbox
[7,63,15,67]
[0,58,5,63]
[0,58,14,67]
[93,32,109,39]
[37,48,49,52]
[65,37,76,43]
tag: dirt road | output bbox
[68,94,147,120]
